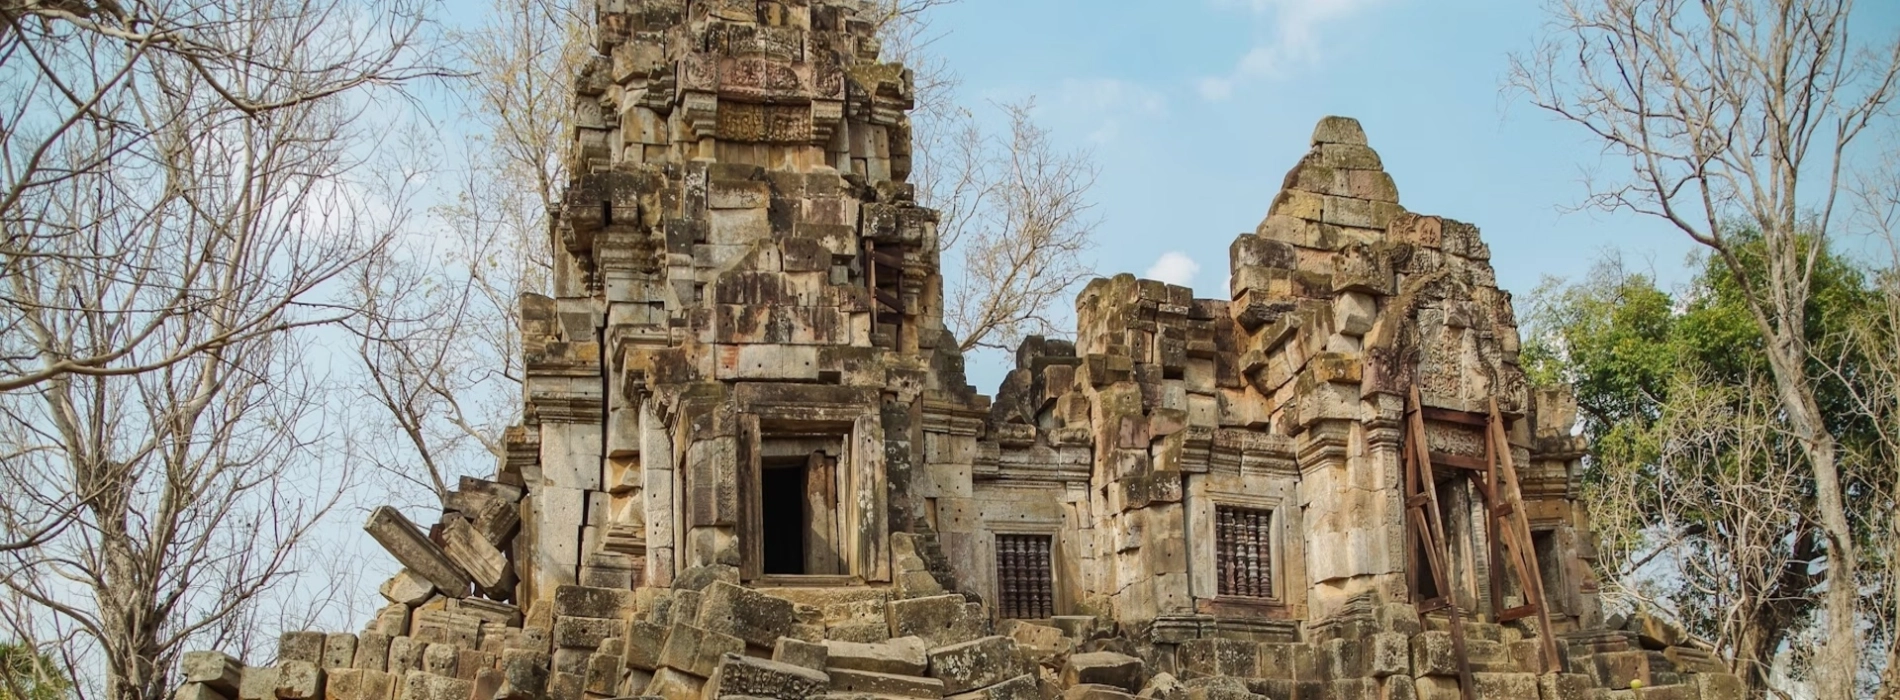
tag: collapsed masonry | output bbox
[175,2,1750,699]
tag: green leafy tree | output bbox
[1525,237,1884,695]
[0,643,69,700]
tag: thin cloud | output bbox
[1146,252,1201,287]
[1056,78,1167,145]
[1199,0,1385,100]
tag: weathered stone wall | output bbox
[170,3,1745,699]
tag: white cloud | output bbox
[1199,0,1385,100]
[1146,252,1202,287]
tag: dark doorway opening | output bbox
[761,460,807,575]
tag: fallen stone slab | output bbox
[1062,684,1137,700]
[943,674,1039,700]
[773,637,828,671]
[364,506,472,596]
[439,517,509,594]
[889,595,983,648]
[828,668,945,698]
[641,667,705,700]
[823,637,929,676]
[655,623,744,677]
[1062,651,1143,692]
[696,581,797,648]
[927,637,1025,695]
[702,653,830,699]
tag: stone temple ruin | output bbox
[174,2,1751,699]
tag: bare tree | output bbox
[932,100,1098,353]
[1580,371,1813,695]
[346,0,579,506]
[0,1,442,698]
[1511,2,1900,694]
[868,0,1099,355]
[1842,153,1900,699]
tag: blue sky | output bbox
[924,0,1899,388]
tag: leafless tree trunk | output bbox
[0,1,442,699]
[346,0,578,506]
[1511,2,1900,695]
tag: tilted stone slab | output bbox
[828,667,944,698]
[655,623,744,677]
[439,517,509,594]
[926,636,1025,695]
[888,595,984,649]
[942,674,1039,700]
[1060,685,1135,700]
[363,506,471,596]
[695,581,796,648]
[641,667,705,700]
[823,637,928,676]
[703,653,830,700]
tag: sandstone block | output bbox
[544,671,581,700]
[625,620,667,671]
[174,682,224,700]
[943,673,1039,700]
[1537,673,1594,700]
[1062,652,1143,692]
[496,649,549,700]
[321,669,392,700]
[552,585,638,620]
[656,623,743,677]
[238,667,279,700]
[1063,684,1136,700]
[552,616,627,650]
[696,581,797,648]
[273,661,323,699]
[364,507,472,596]
[279,632,326,664]
[772,637,828,671]
[421,644,456,677]
[827,667,944,697]
[1410,631,1457,677]
[397,672,471,700]
[1175,638,1256,679]
[321,635,356,671]
[927,636,1024,695]
[386,637,422,675]
[1311,116,1368,146]
[823,637,929,676]
[1470,672,1538,700]
[182,651,244,694]
[350,633,390,673]
[641,667,705,700]
[703,653,829,699]
[440,517,510,594]
[888,595,983,648]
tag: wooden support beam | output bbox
[1430,451,1489,472]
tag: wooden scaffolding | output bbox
[1401,386,1562,699]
